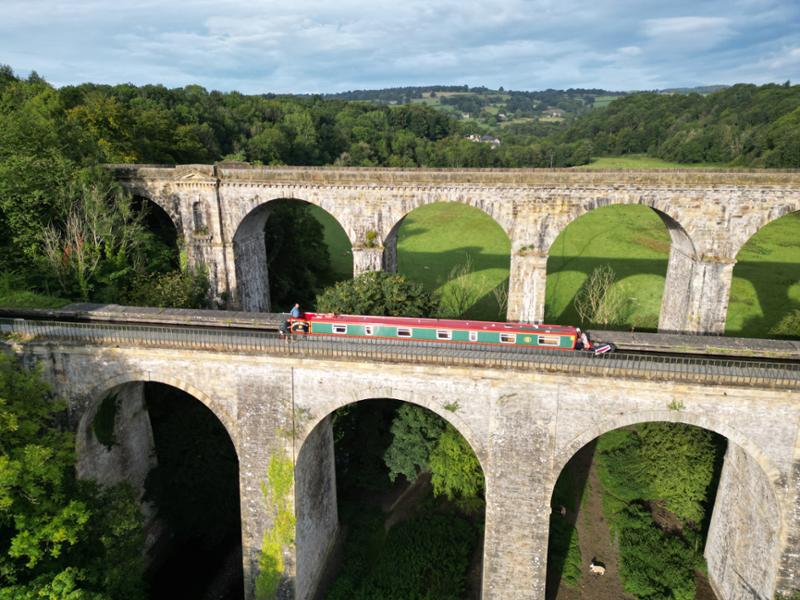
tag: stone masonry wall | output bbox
[294,416,339,600]
[706,443,782,600]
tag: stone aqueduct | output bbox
[15,328,800,600]
[114,164,800,333]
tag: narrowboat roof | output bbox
[301,312,577,335]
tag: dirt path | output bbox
[573,460,634,600]
[383,472,431,530]
[551,448,718,600]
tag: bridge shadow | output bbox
[397,248,800,336]
[729,260,800,339]
[545,257,668,330]
[397,246,511,321]
[546,440,596,600]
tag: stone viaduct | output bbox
[112,164,800,334]
[4,317,799,600]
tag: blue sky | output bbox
[3,0,799,93]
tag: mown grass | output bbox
[578,154,726,169]
[545,205,669,330]
[727,213,800,337]
[314,200,799,337]
[395,203,510,321]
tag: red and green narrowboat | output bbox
[287,312,578,351]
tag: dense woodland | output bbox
[1,63,799,599]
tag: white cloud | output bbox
[618,46,643,56]
[643,16,735,51]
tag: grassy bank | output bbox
[727,213,800,337]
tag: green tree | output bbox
[316,271,438,317]
[0,354,145,599]
[383,406,484,504]
[429,425,484,502]
[598,423,718,524]
[616,504,697,600]
[40,182,147,301]
[125,268,210,309]
[384,404,445,483]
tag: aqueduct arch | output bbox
[76,374,243,597]
[532,198,703,331]
[726,208,800,337]
[549,412,786,600]
[294,396,487,599]
[231,198,351,312]
[381,201,512,316]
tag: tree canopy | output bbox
[0,354,145,599]
[316,271,439,317]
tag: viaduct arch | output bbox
[113,164,800,334]
[12,329,798,600]
[294,395,487,599]
[551,412,786,600]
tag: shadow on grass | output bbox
[731,261,800,338]
[546,257,669,327]
[546,441,597,600]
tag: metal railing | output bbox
[2,318,799,389]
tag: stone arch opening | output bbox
[726,209,800,338]
[294,398,486,600]
[387,202,511,321]
[77,379,242,599]
[132,195,181,272]
[543,203,696,332]
[232,199,352,312]
[547,417,783,600]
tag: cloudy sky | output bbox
[3,0,799,93]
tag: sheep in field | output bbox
[589,560,606,575]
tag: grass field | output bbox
[309,201,800,338]
[545,205,670,329]
[591,95,619,109]
[396,203,510,321]
[579,155,725,169]
[727,213,800,337]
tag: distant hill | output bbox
[320,86,628,133]
[658,85,730,95]
[318,85,734,133]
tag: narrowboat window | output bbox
[333,324,347,334]
[469,331,478,342]
[538,335,561,347]
[364,325,374,335]
[397,327,412,338]
[500,333,516,344]
[436,330,452,340]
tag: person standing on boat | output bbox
[290,303,302,319]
